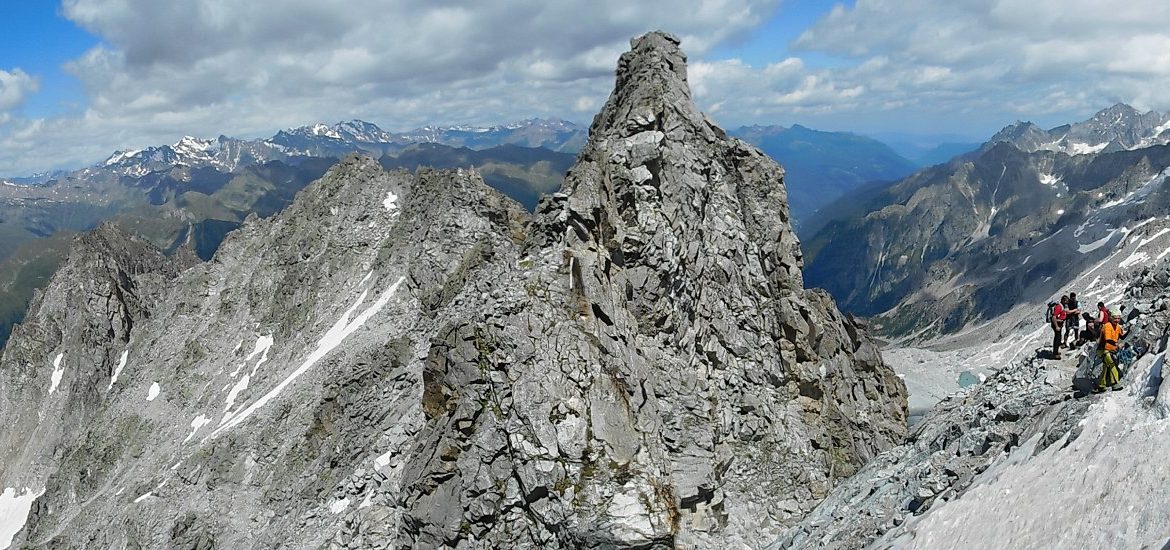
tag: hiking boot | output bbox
[1093,387,1106,394]
[1111,384,1124,391]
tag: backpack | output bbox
[1099,307,1111,323]
[1046,302,1056,323]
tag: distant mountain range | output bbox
[83,118,586,180]
[804,103,1170,338]
[4,118,946,234]
[729,124,919,231]
[0,120,579,347]
[986,103,1170,156]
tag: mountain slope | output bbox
[730,124,918,231]
[0,144,574,351]
[772,217,1170,549]
[805,107,1170,339]
[0,32,905,549]
[987,104,1170,156]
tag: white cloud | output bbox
[0,0,781,175]
[680,0,1170,137]
[792,1,1170,115]
[9,0,1170,176]
[0,68,39,112]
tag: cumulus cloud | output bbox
[680,0,1170,137]
[792,1,1170,120]
[9,0,1170,176]
[0,0,780,174]
[0,68,39,112]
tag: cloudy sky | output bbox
[2,0,1170,176]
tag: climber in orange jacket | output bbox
[1096,313,1125,392]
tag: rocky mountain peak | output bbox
[1089,102,1141,122]
[985,104,1170,156]
[538,30,803,294]
[0,32,906,550]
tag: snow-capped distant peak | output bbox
[310,124,342,140]
[104,149,143,166]
[174,136,211,149]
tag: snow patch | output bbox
[383,191,399,212]
[208,276,406,439]
[222,374,250,421]
[330,498,350,514]
[1133,227,1170,250]
[1077,232,1116,254]
[0,487,44,550]
[246,334,274,376]
[183,415,212,443]
[1118,251,1150,269]
[310,123,342,139]
[48,353,65,394]
[147,382,160,401]
[1068,141,1108,155]
[107,350,129,391]
[1038,173,1060,186]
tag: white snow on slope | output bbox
[383,191,399,212]
[1118,251,1150,269]
[246,334,274,376]
[147,382,160,401]
[107,350,129,391]
[0,487,44,550]
[208,276,406,439]
[1101,168,1170,209]
[48,353,65,394]
[900,353,1170,550]
[222,374,250,420]
[1069,141,1109,155]
[183,415,212,444]
[1077,231,1117,254]
[133,480,167,504]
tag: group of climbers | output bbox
[1047,293,1125,392]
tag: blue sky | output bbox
[3,0,1170,176]
[0,2,94,118]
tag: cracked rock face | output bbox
[0,32,905,549]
